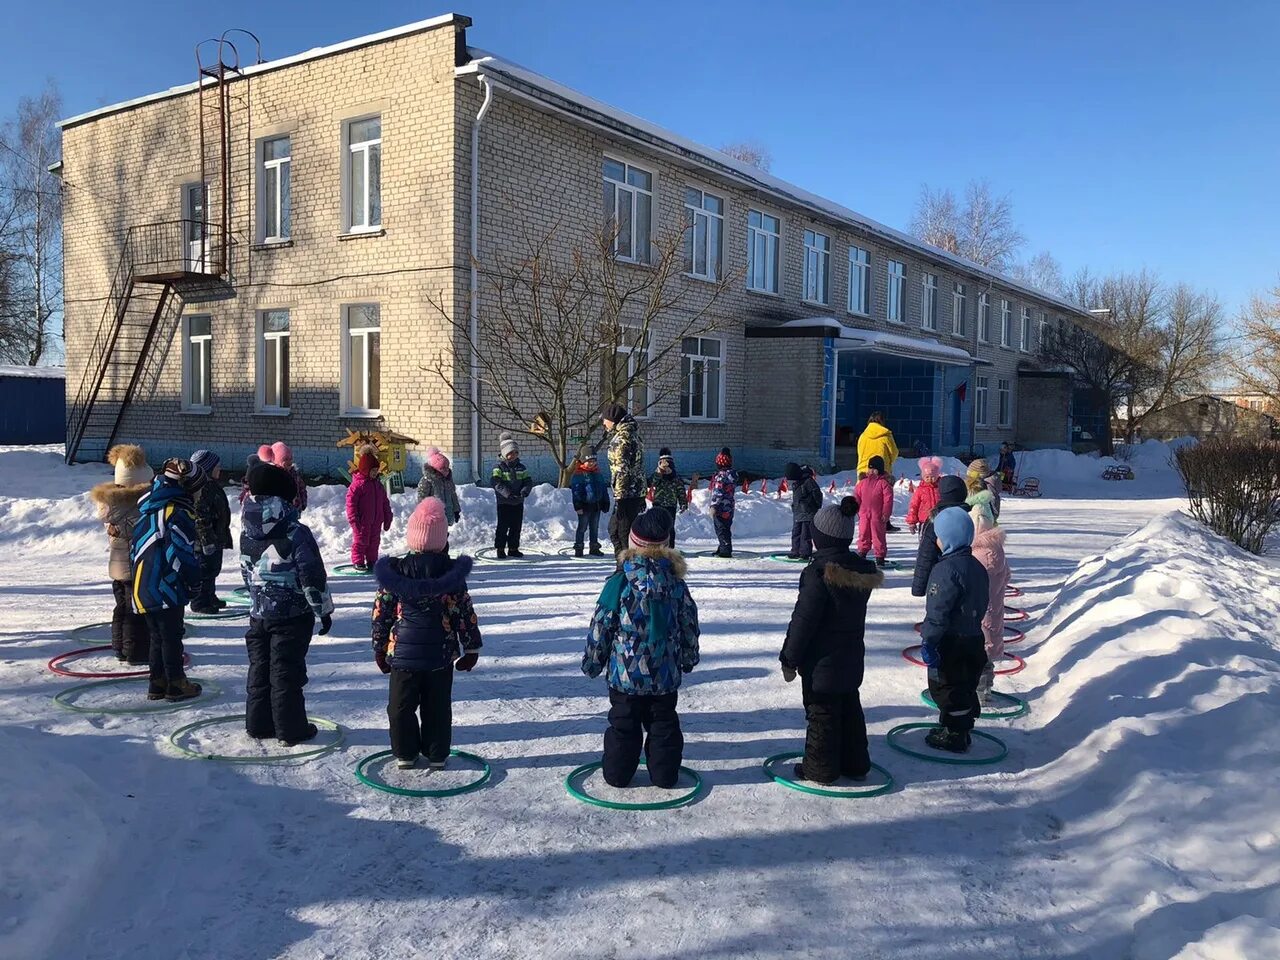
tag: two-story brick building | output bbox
[59,13,1094,482]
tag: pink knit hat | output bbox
[271,441,293,466]
[406,497,449,553]
[919,456,943,481]
[257,444,275,463]
[425,446,450,473]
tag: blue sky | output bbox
[4,0,1277,316]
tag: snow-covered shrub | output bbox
[1174,438,1280,553]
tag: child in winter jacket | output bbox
[906,456,943,534]
[416,446,461,525]
[966,458,1002,521]
[189,449,233,613]
[912,475,971,597]
[130,459,203,702]
[271,442,308,512]
[971,510,1010,703]
[920,507,991,753]
[997,442,1017,493]
[854,455,894,566]
[491,433,533,559]
[90,444,153,664]
[240,444,276,505]
[708,447,738,558]
[372,497,482,769]
[648,448,688,549]
[583,509,700,788]
[779,496,883,783]
[784,461,824,560]
[570,452,610,557]
[346,445,393,570]
[240,459,334,745]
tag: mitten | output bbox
[455,651,479,672]
[374,648,391,674]
[781,665,797,683]
[318,614,332,636]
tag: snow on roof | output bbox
[0,365,66,380]
[460,50,1088,318]
[58,13,468,129]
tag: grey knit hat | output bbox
[812,495,859,541]
[499,432,519,458]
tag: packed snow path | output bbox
[1,446,1277,960]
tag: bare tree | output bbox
[719,140,772,172]
[0,82,63,366]
[1231,282,1280,410]
[1011,250,1066,296]
[1131,283,1222,435]
[423,222,734,486]
[909,179,1025,271]
[908,185,959,254]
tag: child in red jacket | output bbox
[346,445,392,570]
[854,455,893,567]
[906,456,943,535]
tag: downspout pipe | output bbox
[469,74,493,483]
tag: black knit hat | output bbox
[602,403,627,424]
[783,461,802,482]
[629,508,673,549]
[937,475,968,507]
[246,456,297,501]
[868,455,886,473]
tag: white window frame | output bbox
[683,186,724,281]
[997,378,1012,427]
[1020,307,1033,352]
[1000,299,1013,348]
[603,156,654,264]
[258,136,291,243]
[341,304,381,417]
[1040,313,1051,353]
[887,260,906,323]
[848,245,870,316]
[921,272,938,332]
[343,116,382,233]
[680,336,725,422]
[256,309,291,414]
[606,330,653,419]
[181,314,212,413]
[952,282,967,336]
[978,292,991,343]
[802,229,831,305]
[975,375,989,427]
[747,209,781,294]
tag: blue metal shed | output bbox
[0,365,67,444]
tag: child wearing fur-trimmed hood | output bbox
[89,445,154,664]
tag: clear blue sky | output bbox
[4,0,1277,316]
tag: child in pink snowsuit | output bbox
[346,447,392,569]
[854,455,893,566]
[970,510,1010,701]
[906,456,943,534]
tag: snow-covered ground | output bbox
[1,443,1277,960]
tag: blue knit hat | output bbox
[191,449,220,475]
[934,507,974,555]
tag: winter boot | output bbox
[876,557,887,568]
[886,521,900,533]
[396,756,418,770]
[428,759,447,771]
[574,544,584,558]
[493,549,507,560]
[509,549,525,559]
[165,677,202,703]
[147,676,168,701]
[189,603,219,615]
[212,596,228,610]
[925,727,971,753]
[589,546,605,556]
[280,723,318,748]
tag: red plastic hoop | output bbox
[48,645,190,679]
[1005,586,1023,598]
[902,644,1026,675]
[1004,608,1029,622]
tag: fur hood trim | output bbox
[106,444,146,468]
[823,563,885,592]
[89,481,149,507]
[374,554,473,599]
[618,545,687,580]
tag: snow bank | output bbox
[1014,438,1189,498]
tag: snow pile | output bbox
[1015,438,1189,498]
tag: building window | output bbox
[1020,307,1032,352]
[975,376,989,427]
[1000,299,1012,347]
[921,272,938,331]
[603,157,653,263]
[803,230,830,305]
[952,282,967,336]
[683,187,724,281]
[680,336,723,421]
[342,304,381,415]
[997,378,1012,427]
[257,309,290,413]
[978,293,991,342]
[747,210,781,293]
[848,246,870,315]
[182,314,212,412]
[887,260,906,323]
[602,330,651,418]
[1040,313,1051,353]
[259,136,291,242]
[344,116,382,232]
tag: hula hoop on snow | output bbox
[473,547,554,563]
[555,547,614,561]
[919,689,1029,720]
[185,608,247,621]
[232,586,249,598]
[68,621,114,635]
[48,645,191,679]
[53,676,222,715]
[564,760,704,810]
[1005,585,1023,598]
[902,645,1025,675]
[766,553,810,564]
[1004,608,1029,622]
[762,753,894,798]
[886,723,1008,766]
[168,715,343,763]
[913,622,1027,643]
[331,563,374,577]
[224,592,251,607]
[355,749,492,797]
[691,549,764,560]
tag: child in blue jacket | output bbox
[570,452,610,557]
[708,447,739,558]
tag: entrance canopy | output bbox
[779,318,980,367]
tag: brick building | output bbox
[1142,394,1279,442]
[59,13,1094,482]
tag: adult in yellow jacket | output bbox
[856,413,899,477]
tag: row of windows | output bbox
[973,376,1014,429]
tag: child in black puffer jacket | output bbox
[911,475,971,597]
[372,497,482,770]
[784,461,824,560]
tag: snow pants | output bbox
[193,548,223,609]
[857,512,887,561]
[111,579,150,664]
[144,607,187,684]
[387,666,454,763]
[927,634,987,733]
[714,515,733,557]
[245,614,314,741]
[574,508,602,552]
[350,524,382,568]
[790,520,814,559]
[603,689,683,788]
[609,496,645,555]
[801,677,870,783]
[495,503,524,553]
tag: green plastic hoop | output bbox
[762,752,894,798]
[168,715,344,763]
[765,553,810,564]
[53,676,222,715]
[474,547,553,563]
[223,592,252,607]
[556,547,615,560]
[564,760,704,810]
[692,549,763,560]
[185,608,247,621]
[885,723,1008,766]
[68,621,114,635]
[354,749,492,797]
[920,689,1029,720]
[331,563,374,577]
[232,586,249,598]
